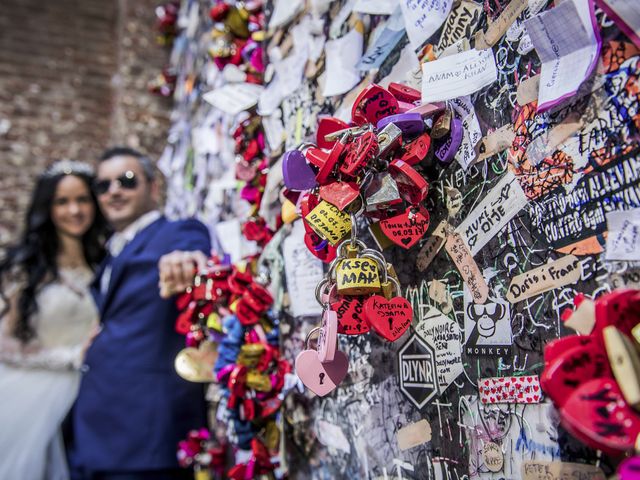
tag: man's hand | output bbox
[158,250,208,298]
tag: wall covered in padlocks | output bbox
[159,0,640,478]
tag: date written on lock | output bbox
[336,258,381,295]
[305,200,351,245]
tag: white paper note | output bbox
[354,0,396,15]
[400,0,453,52]
[450,96,482,170]
[283,221,325,317]
[203,83,264,116]
[605,208,640,261]
[524,0,601,112]
[421,48,497,102]
[269,0,304,30]
[456,171,529,255]
[323,28,364,97]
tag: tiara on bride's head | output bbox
[42,160,95,178]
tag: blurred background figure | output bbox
[0,160,109,480]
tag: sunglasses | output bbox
[94,171,138,195]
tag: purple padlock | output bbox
[282,149,318,191]
[619,457,640,480]
[434,118,463,164]
[376,113,424,138]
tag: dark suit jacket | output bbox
[72,216,211,472]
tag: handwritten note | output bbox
[451,96,482,170]
[202,83,264,115]
[400,0,453,52]
[445,232,489,304]
[605,208,640,261]
[436,1,482,53]
[506,255,582,303]
[323,28,364,97]
[416,221,447,271]
[524,0,601,112]
[456,171,528,256]
[421,48,497,102]
[415,306,463,391]
[283,221,325,317]
[357,8,406,71]
[522,461,605,480]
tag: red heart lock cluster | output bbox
[541,289,640,455]
[280,83,460,260]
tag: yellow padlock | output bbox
[305,200,351,245]
[335,256,381,295]
[246,370,273,392]
[237,343,266,368]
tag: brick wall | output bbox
[0,0,171,247]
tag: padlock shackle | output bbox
[360,251,388,284]
[304,326,322,349]
[315,278,331,307]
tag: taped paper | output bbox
[506,255,582,303]
[445,232,489,304]
[421,48,497,102]
[456,171,528,256]
[396,419,432,451]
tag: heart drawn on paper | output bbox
[330,296,370,335]
[364,295,413,342]
[295,349,349,397]
[174,341,218,383]
[379,207,430,249]
[319,182,360,211]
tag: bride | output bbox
[0,160,109,479]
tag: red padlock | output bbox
[388,82,421,103]
[317,116,350,149]
[175,302,196,335]
[351,84,399,125]
[541,340,612,407]
[316,135,350,184]
[303,231,338,263]
[561,378,640,455]
[227,365,248,409]
[339,131,379,177]
[236,298,261,325]
[543,335,594,365]
[388,159,429,204]
[400,132,431,166]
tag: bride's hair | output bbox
[0,162,110,342]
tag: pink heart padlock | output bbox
[295,349,349,397]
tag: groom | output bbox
[72,147,210,480]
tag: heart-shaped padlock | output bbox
[540,340,611,407]
[295,327,349,397]
[364,277,413,341]
[379,206,430,249]
[351,84,399,125]
[282,149,318,191]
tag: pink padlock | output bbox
[294,326,349,397]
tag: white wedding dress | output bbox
[0,266,98,480]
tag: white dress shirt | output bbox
[100,210,162,294]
